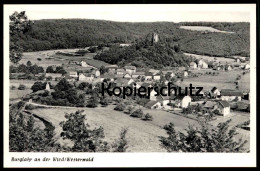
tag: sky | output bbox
[4,4,254,22]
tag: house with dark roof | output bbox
[221,89,243,101]
[145,100,162,109]
[144,72,153,80]
[216,100,230,116]
[210,87,220,97]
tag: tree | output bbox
[100,65,108,75]
[130,109,144,118]
[143,113,153,121]
[59,110,109,152]
[159,119,248,152]
[31,81,46,92]
[114,103,126,111]
[26,60,32,67]
[87,93,99,108]
[18,84,26,90]
[46,66,54,73]
[55,78,73,91]
[112,128,128,152]
[9,102,59,152]
[9,11,32,64]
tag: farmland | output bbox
[180,69,245,91]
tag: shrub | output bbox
[143,113,153,121]
[25,104,36,110]
[18,84,26,90]
[114,103,126,111]
[37,58,42,61]
[124,106,134,115]
[130,109,144,118]
[10,85,16,90]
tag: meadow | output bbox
[179,26,235,33]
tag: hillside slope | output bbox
[11,19,250,57]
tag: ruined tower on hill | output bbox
[152,32,159,45]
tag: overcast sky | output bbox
[4,4,254,22]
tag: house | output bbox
[105,65,118,73]
[148,69,160,75]
[210,87,221,97]
[183,71,188,77]
[65,75,77,82]
[162,71,175,78]
[178,67,186,71]
[132,72,145,79]
[156,95,170,106]
[244,63,250,70]
[103,73,116,81]
[124,66,136,75]
[235,58,241,63]
[190,62,197,69]
[69,71,78,78]
[216,100,230,116]
[91,70,100,78]
[220,89,243,101]
[145,100,162,109]
[124,73,132,79]
[203,101,217,110]
[78,73,94,81]
[45,73,63,81]
[45,82,50,91]
[135,82,143,89]
[225,65,232,71]
[198,59,208,69]
[144,72,153,80]
[115,78,134,87]
[153,73,161,80]
[116,69,126,75]
[181,96,192,108]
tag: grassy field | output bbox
[9,89,32,99]
[180,70,245,91]
[30,104,250,152]
[180,26,234,33]
[238,72,250,92]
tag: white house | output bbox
[153,73,161,80]
[211,87,221,97]
[116,69,126,75]
[198,59,208,69]
[105,65,118,73]
[190,62,197,69]
[181,96,192,108]
[183,71,188,77]
[124,73,132,79]
[91,70,100,78]
[45,73,63,81]
[124,66,136,75]
[145,100,162,109]
[69,71,78,78]
[144,72,153,81]
[78,73,94,81]
[244,63,250,70]
[216,100,230,116]
[220,90,243,101]
[45,82,50,91]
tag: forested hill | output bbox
[10,19,250,57]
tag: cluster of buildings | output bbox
[189,58,250,71]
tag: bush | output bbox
[124,106,134,115]
[143,113,153,121]
[10,85,16,90]
[37,58,42,61]
[130,109,144,118]
[114,103,126,111]
[25,104,36,110]
[18,84,26,90]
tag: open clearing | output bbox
[180,70,247,91]
[184,53,236,63]
[179,26,235,33]
[30,104,249,152]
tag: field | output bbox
[9,89,32,100]
[30,104,250,152]
[179,26,235,33]
[18,48,110,70]
[180,70,245,91]
[238,72,250,92]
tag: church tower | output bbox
[45,82,50,91]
